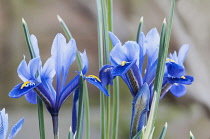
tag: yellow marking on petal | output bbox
[181,76,186,79]
[87,75,101,82]
[166,59,176,63]
[20,81,31,89]
[121,61,127,66]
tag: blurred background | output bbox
[0,0,210,138]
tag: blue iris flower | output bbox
[100,28,160,137]
[162,44,194,98]
[0,108,24,139]
[9,33,108,116]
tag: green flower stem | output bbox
[68,127,73,139]
[22,18,46,139]
[76,74,84,139]
[57,15,90,139]
[158,122,168,139]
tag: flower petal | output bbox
[30,34,40,57]
[9,82,40,98]
[99,65,114,86]
[178,44,189,64]
[8,118,24,139]
[166,75,194,85]
[170,84,186,97]
[85,76,109,96]
[108,32,121,46]
[17,57,31,82]
[58,74,80,109]
[28,57,42,80]
[24,90,37,104]
[80,50,88,75]
[72,89,79,134]
[166,62,185,78]
[0,108,8,139]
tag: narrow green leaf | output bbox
[136,17,143,43]
[143,91,157,139]
[149,127,155,139]
[190,131,195,139]
[22,18,46,139]
[57,16,90,139]
[68,126,73,139]
[158,122,168,139]
[75,74,84,139]
[96,0,106,139]
[132,126,145,139]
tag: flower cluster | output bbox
[99,28,194,137]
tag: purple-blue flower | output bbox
[0,108,24,139]
[162,44,194,98]
[9,33,108,116]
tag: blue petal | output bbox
[8,118,24,139]
[112,60,136,76]
[85,76,109,96]
[166,62,185,78]
[108,32,121,46]
[130,83,150,138]
[178,44,189,64]
[63,38,77,78]
[17,57,31,82]
[167,75,194,85]
[58,74,80,109]
[145,28,160,58]
[51,33,67,93]
[0,108,8,139]
[72,88,79,134]
[36,83,55,110]
[80,50,88,75]
[28,57,42,80]
[110,43,127,66]
[170,84,186,97]
[24,90,37,104]
[99,65,114,86]
[41,57,56,99]
[30,35,40,57]
[9,82,40,98]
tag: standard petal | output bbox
[9,82,40,98]
[170,84,186,97]
[63,38,77,76]
[51,33,66,92]
[24,90,37,104]
[17,57,31,82]
[99,65,114,86]
[30,34,40,57]
[108,32,121,46]
[110,43,128,66]
[80,50,88,75]
[178,44,189,64]
[8,118,24,139]
[85,76,109,96]
[122,41,140,66]
[28,57,42,80]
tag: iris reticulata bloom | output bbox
[99,28,194,137]
[9,33,108,116]
[0,108,24,139]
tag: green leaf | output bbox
[158,122,168,139]
[136,17,143,43]
[190,131,195,139]
[22,18,46,139]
